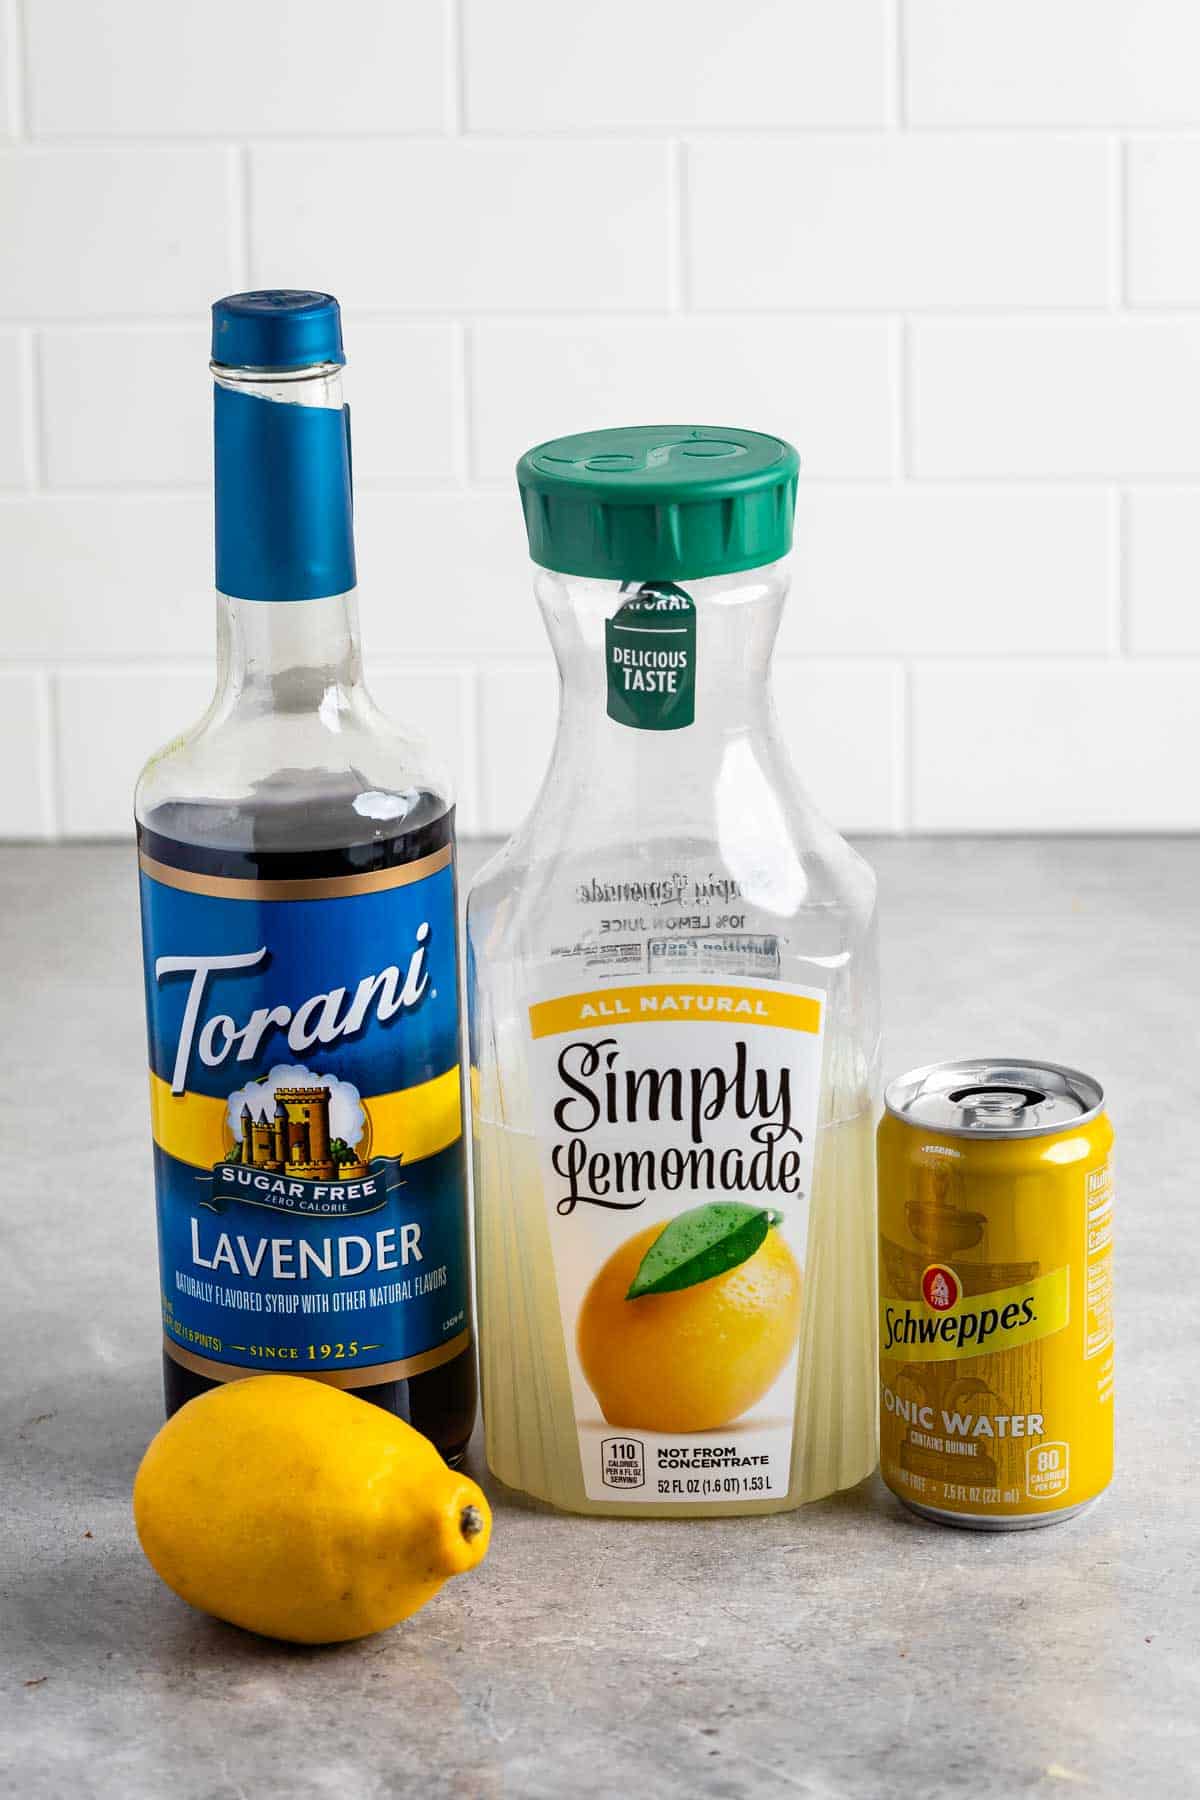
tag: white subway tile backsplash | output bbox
[477,663,559,836]
[56,665,214,837]
[2,491,526,664]
[912,661,1200,830]
[39,323,461,488]
[0,673,52,837]
[368,664,479,834]
[7,0,1200,840]
[344,323,461,483]
[40,328,209,487]
[912,321,1200,478]
[1127,140,1200,307]
[687,136,1111,309]
[1127,490,1200,654]
[463,0,887,131]
[772,659,901,832]
[0,331,27,484]
[250,142,673,312]
[26,0,449,137]
[789,489,1113,655]
[0,149,234,320]
[470,320,894,481]
[0,496,212,658]
[906,0,1200,127]
[354,492,537,656]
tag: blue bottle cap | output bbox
[211,290,345,370]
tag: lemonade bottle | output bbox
[468,426,879,1516]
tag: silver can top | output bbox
[884,1059,1105,1141]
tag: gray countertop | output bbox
[3,839,1198,1800]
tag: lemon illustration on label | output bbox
[576,1202,803,1433]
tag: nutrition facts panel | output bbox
[1085,1164,1114,1360]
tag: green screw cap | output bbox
[516,424,800,581]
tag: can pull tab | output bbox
[948,1084,1049,1130]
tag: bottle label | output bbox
[605,582,696,731]
[525,974,825,1505]
[138,844,470,1387]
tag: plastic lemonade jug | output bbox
[467,426,879,1516]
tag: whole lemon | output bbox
[576,1219,803,1432]
[133,1375,490,1644]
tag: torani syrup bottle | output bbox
[468,425,879,1515]
[136,292,475,1462]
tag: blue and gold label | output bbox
[138,844,470,1387]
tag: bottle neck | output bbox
[212,360,356,607]
[213,590,364,716]
[210,362,362,716]
[525,566,792,860]
[538,566,786,745]
[213,361,345,408]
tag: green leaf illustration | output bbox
[626,1202,782,1299]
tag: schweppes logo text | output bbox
[881,1266,1070,1363]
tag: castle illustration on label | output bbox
[234,1084,369,1182]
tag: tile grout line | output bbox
[895,661,913,833]
[459,664,482,835]
[17,325,41,487]
[668,140,688,313]
[1111,134,1127,310]
[1113,486,1129,655]
[10,305,1200,329]
[8,477,1200,501]
[38,668,62,839]
[453,320,473,485]
[892,317,912,482]
[445,0,466,135]
[23,124,1200,146]
[888,0,907,130]
[7,0,27,138]
[235,146,254,289]
[469,664,493,836]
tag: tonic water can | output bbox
[878,1060,1114,1529]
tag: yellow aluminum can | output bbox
[878,1060,1114,1529]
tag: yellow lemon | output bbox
[576,1220,803,1432]
[133,1375,490,1644]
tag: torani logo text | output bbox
[155,926,431,1094]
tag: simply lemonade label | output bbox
[526,976,825,1504]
[138,848,470,1386]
